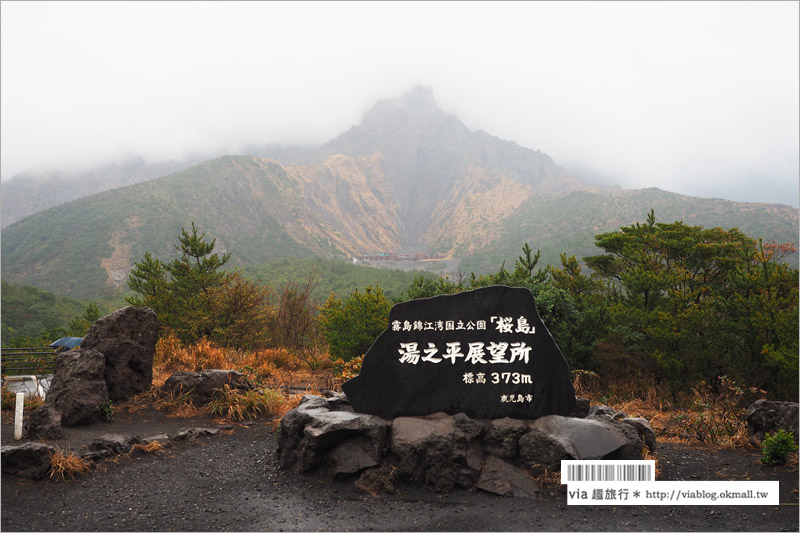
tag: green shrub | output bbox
[317,286,391,361]
[760,429,798,465]
[100,400,114,423]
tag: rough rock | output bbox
[162,370,254,404]
[82,306,159,402]
[744,400,799,446]
[46,348,109,426]
[451,412,487,441]
[476,455,540,498]
[483,417,528,458]
[519,427,570,475]
[390,413,483,492]
[277,395,331,470]
[173,427,220,442]
[621,417,657,451]
[328,437,380,477]
[569,396,591,418]
[142,434,172,448]
[1,442,54,479]
[354,465,398,497]
[277,395,653,495]
[324,392,353,412]
[82,434,142,462]
[298,410,389,472]
[277,395,389,473]
[533,415,643,460]
[589,404,616,417]
[24,404,64,440]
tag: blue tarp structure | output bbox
[48,337,83,349]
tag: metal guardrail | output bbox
[1,347,57,377]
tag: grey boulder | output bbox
[162,370,254,405]
[24,404,64,440]
[82,306,159,402]
[476,455,540,498]
[1,442,55,479]
[391,413,485,492]
[46,348,109,426]
[533,415,643,460]
[744,400,799,446]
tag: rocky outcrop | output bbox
[278,394,654,497]
[83,434,142,463]
[391,413,485,492]
[532,415,643,460]
[1,442,55,479]
[518,427,570,475]
[162,370,254,404]
[476,455,540,498]
[569,396,591,418]
[277,394,390,473]
[82,306,159,402]
[482,418,528,459]
[354,464,398,496]
[24,405,64,440]
[43,306,158,426]
[46,348,109,426]
[621,417,657,451]
[745,400,799,446]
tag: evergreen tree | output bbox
[68,302,100,336]
[125,252,170,316]
[165,223,231,342]
[127,223,232,344]
[585,211,798,398]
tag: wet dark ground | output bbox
[1,409,798,532]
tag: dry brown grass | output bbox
[531,467,564,494]
[49,449,92,481]
[129,441,168,456]
[642,446,663,479]
[206,385,286,421]
[579,371,766,450]
[155,335,277,377]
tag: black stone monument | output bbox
[342,286,576,419]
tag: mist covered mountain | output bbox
[2,87,797,300]
[0,145,316,228]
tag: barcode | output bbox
[561,460,655,483]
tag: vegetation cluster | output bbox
[2,212,797,461]
[121,213,797,404]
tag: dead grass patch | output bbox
[531,467,564,494]
[206,386,286,421]
[49,449,92,482]
[642,446,663,480]
[129,441,168,456]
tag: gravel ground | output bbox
[2,409,798,532]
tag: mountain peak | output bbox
[361,85,443,125]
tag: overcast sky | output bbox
[2,1,798,206]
